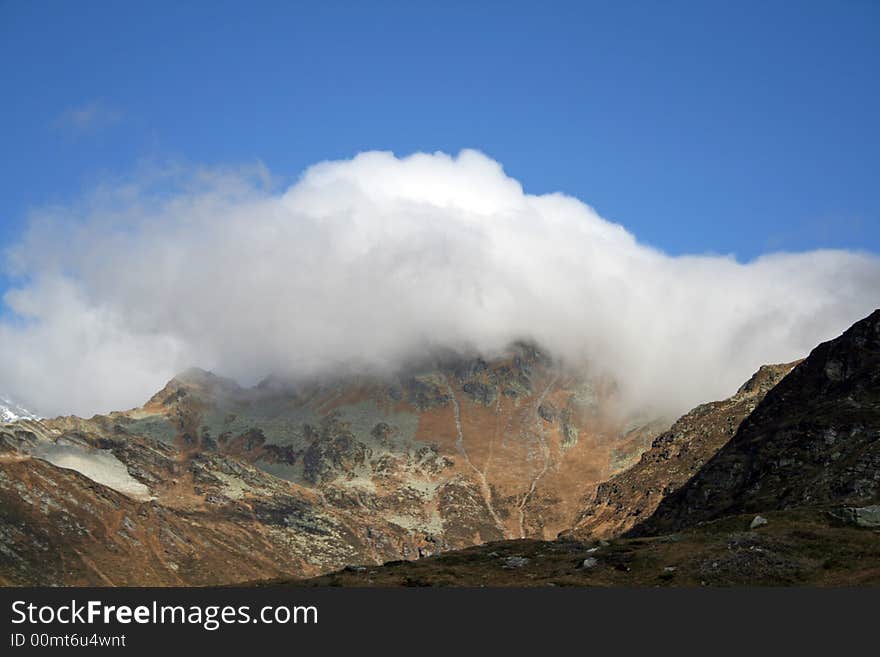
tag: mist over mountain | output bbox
[2,149,878,417]
[0,395,38,423]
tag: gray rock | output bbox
[750,515,768,529]
[502,556,530,569]
[537,403,556,423]
[828,505,880,528]
[462,381,497,406]
[581,557,598,569]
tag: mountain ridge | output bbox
[566,360,800,540]
[629,308,880,536]
[272,310,880,587]
[0,343,667,585]
[4,310,878,586]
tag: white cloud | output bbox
[2,150,878,417]
[53,99,122,135]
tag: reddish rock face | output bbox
[0,344,666,585]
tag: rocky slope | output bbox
[0,344,666,585]
[275,311,880,587]
[567,361,799,540]
[631,309,880,536]
[284,507,880,587]
[0,416,408,585]
[9,307,877,587]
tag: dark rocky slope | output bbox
[631,309,880,537]
[567,361,798,540]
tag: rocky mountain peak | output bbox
[145,367,245,409]
[733,361,802,399]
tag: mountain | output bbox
[1,414,393,585]
[566,361,798,540]
[630,308,880,537]
[131,347,667,544]
[273,311,880,587]
[0,343,666,585]
[0,396,38,423]
[6,309,878,587]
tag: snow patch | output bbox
[0,395,39,423]
[31,440,152,500]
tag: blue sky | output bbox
[1,0,878,287]
[2,1,880,415]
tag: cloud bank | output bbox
[2,150,878,417]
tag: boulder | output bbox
[502,556,530,569]
[828,505,880,528]
[750,515,768,529]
